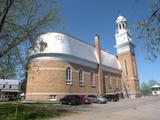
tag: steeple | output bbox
[116,16,129,33]
[115,15,134,54]
[115,15,140,98]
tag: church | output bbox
[25,15,140,102]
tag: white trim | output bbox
[1,89,19,92]
[30,54,97,68]
[31,67,98,76]
[26,92,98,95]
[73,70,96,76]
[83,72,91,75]
[31,67,65,71]
[127,77,138,80]
[104,92,116,95]
[65,65,72,70]
[30,54,121,74]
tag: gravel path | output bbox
[51,96,160,120]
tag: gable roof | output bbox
[31,32,121,71]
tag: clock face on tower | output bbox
[116,34,128,45]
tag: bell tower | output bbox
[115,15,140,98]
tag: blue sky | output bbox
[52,0,160,84]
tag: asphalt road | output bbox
[52,95,160,120]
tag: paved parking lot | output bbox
[52,96,160,120]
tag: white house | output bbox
[151,84,160,96]
[0,79,20,101]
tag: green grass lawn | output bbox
[0,102,69,120]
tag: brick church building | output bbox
[26,15,140,102]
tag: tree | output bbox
[0,0,60,79]
[148,79,159,86]
[140,80,160,96]
[136,0,160,61]
[140,81,150,96]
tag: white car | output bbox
[88,95,107,104]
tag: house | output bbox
[0,79,20,101]
[25,15,140,102]
[151,84,160,96]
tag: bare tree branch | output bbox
[0,0,14,32]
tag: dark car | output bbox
[102,94,119,102]
[79,95,91,104]
[60,95,81,105]
[88,95,107,104]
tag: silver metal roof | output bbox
[151,84,160,88]
[0,79,19,85]
[31,32,121,71]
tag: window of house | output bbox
[109,76,112,85]
[124,60,128,76]
[66,67,72,85]
[9,85,12,89]
[79,70,84,86]
[108,76,112,89]
[137,82,139,89]
[90,72,95,87]
[49,95,57,101]
[127,84,130,89]
[39,41,47,52]
[105,76,109,86]
[3,85,5,88]
[133,61,137,76]
[116,78,119,88]
[123,23,125,28]
[119,24,121,29]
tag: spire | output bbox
[116,15,128,32]
[118,10,121,16]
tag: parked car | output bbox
[102,93,119,102]
[60,95,81,105]
[79,95,91,104]
[87,95,107,104]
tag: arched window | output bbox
[90,72,95,87]
[119,24,121,29]
[39,40,47,52]
[79,70,84,86]
[109,76,112,89]
[123,23,125,28]
[124,60,128,76]
[116,78,119,89]
[66,67,72,85]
